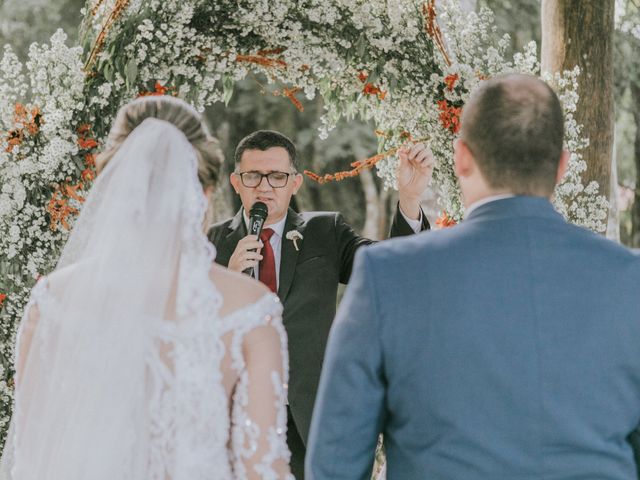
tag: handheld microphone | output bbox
[243,201,269,277]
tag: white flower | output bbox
[285,230,304,251]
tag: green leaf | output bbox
[104,62,114,82]
[222,75,235,105]
[355,34,366,60]
[125,59,138,86]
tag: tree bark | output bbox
[541,0,615,204]
[359,169,381,240]
[607,132,620,241]
[630,82,640,247]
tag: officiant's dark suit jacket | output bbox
[208,205,428,443]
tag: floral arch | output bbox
[0,0,607,442]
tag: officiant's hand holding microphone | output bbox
[228,201,268,274]
[397,143,436,220]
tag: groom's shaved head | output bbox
[461,74,565,196]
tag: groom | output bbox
[208,130,433,478]
[307,74,640,479]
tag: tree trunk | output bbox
[359,169,381,240]
[630,82,640,247]
[607,132,620,241]
[541,0,615,205]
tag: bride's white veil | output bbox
[0,117,226,479]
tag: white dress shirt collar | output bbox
[464,194,515,218]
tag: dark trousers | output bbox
[287,406,306,479]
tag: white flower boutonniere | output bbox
[285,230,304,251]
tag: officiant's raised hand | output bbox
[397,143,435,220]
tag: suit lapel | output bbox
[218,209,247,264]
[278,208,306,302]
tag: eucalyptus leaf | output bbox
[125,59,138,86]
[104,63,114,82]
[356,34,366,58]
[222,75,235,105]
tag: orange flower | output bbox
[358,71,368,83]
[282,87,304,112]
[78,137,99,150]
[436,211,457,228]
[138,81,177,97]
[47,184,83,231]
[437,100,462,134]
[77,124,92,135]
[363,83,386,100]
[444,73,459,91]
[0,293,6,307]
[64,183,85,203]
[14,103,27,119]
[235,54,287,69]
[84,153,96,167]
[26,107,42,135]
[6,103,42,151]
[6,129,23,152]
[81,168,96,182]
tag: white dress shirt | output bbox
[244,207,423,287]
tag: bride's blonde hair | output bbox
[97,96,222,189]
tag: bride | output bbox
[0,96,293,479]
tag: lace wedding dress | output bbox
[0,118,293,479]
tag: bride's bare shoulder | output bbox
[209,264,272,316]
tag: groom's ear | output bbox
[454,139,474,178]
[555,150,570,185]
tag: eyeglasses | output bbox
[236,171,296,188]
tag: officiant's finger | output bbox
[243,251,263,262]
[238,235,262,252]
[240,258,260,271]
[413,145,434,168]
[398,147,410,170]
[408,143,430,163]
[416,149,433,168]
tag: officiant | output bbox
[208,130,433,478]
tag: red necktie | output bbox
[259,228,277,293]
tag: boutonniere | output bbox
[285,230,304,251]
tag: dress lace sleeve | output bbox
[227,294,294,480]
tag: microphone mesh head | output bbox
[249,201,268,220]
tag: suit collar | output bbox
[278,208,306,301]
[228,208,247,236]
[216,209,247,263]
[465,195,562,223]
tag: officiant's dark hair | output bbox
[97,96,222,189]
[235,130,298,170]
[461,74,564,196]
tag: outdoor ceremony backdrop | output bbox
[0,0,638,453]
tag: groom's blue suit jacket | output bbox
[307,196,640,480]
